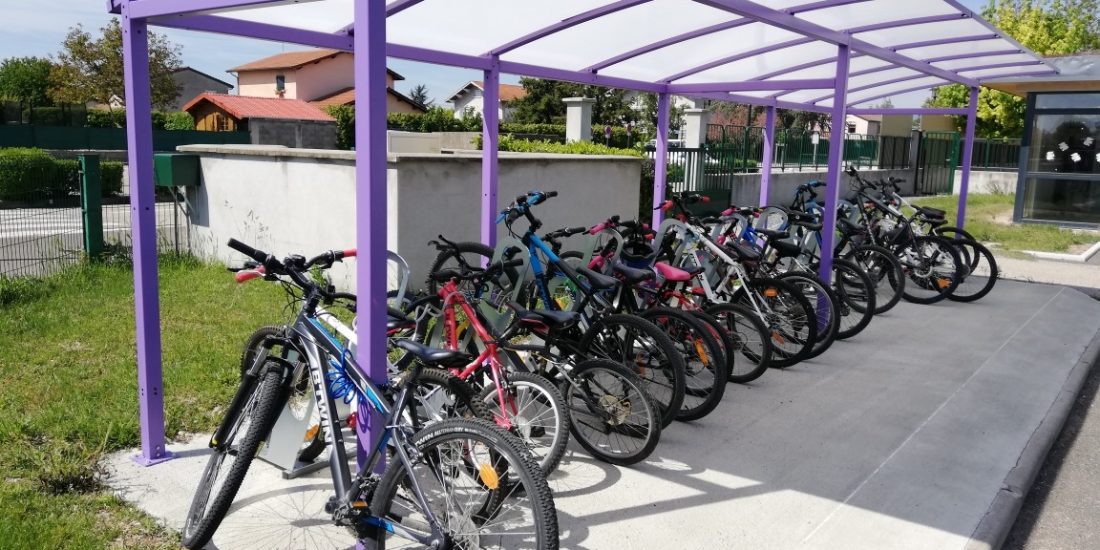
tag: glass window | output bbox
[275,74,286,92]
[1022,177,1100,224]
[1027,113,1100,174]
[1035,93,1100,109]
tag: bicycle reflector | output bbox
[764,287,779,298]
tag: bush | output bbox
[325,105,354,150]
[0,148,72,199]
[22,107,66,126]
[0,149,122,200]
[85,109,126,129]
[86,108,193,130]
[162,111,195,131]
[478,135,644,157]
[500,123,565,137]
[388,106,482,133]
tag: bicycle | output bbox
[182,239,558,550]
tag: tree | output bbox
[925,0,1100,138]
[0,57,54,108]
[776,109,830,132]
[409,84,432,107]
[510,77,638,125]
[50,18,183,114]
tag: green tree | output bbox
[409,84,432,107]
[50,18,183,114]
[0,57,54,109]
[510,77,638,126]
[926,0,1100,137]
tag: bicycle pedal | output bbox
[324,495,338,514]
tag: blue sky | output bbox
[4,0,988,108]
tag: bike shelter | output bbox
[108,0,1059,475]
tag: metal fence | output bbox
[704,124,892,172]
[0,156,185,278]
[0,125,250,151]
[967,138,1021,171]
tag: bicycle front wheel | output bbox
[367,418,559,550]
[639,307,727,422]
[182,363,288,549]
[478,371,570,476]
[704,303,773,383]
[563,359,661,466]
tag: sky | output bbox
[4,0,989,109]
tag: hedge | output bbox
[477,135,643,157]
[85,109,194,130]
[0,148,122,200]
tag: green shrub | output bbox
[85,109,126,129]
[162,111,195,131]
[0,148,71,199]
[478,135,644,157]
[22,107,66,126]
[325,105,355,150]
[99,162,124,196]
[500,123,565,137]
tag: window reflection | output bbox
[1028,114,1100,173]
[1023,177,1100,224]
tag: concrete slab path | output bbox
[105,280,1100,550]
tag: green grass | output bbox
[912,194,1097,253]
[0,257,287,549]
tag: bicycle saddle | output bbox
[513,307,580,330]
[387,307,415,332]
[612,262,655,285]
[393,340,473,368]
[577,266,619,290]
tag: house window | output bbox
[275,74,286,92]
[1018,92,1100,225]
[847,123,857,134]
[215,114,229,132]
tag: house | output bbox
[183,92,336,149]
[171,67,234,110]
[448,81,527,121]
[229,49,425,113]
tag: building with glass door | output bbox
[988,53,1100,226]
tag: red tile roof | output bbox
[449,81,527,103]
[309,87,428,112]
[229,49,404,81]
[183,93,334,122]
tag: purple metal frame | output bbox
[956,86,980,229]
[115,0,1056,467]
[817,44,850,284]
[352,0,389,473]
[482,63,500,248]
[122,2,171,466]
[652,93,670,228]
[759,106,776,206]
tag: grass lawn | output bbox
[0,257,287,549]
[911,194,1097,253]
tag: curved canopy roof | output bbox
[123,0,1057,110]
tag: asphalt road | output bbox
[1005,323,1100,550]
[0,202,178,276]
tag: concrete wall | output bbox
[248,118,337,149]
[952,169,1017,195]
[436,132,481,150]
[881,115,914,137]
[727,168,917,207]
[178,145,641,291]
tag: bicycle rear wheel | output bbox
[739,278,817,368]
[563,359,662,466]
[843,244,905,314]
[579,313,686,429]
[639,307,727,422]
[831,259,876,340]
[704,303,773,383]
[897,236,962,305]
[366,418,559,549]
[945,238,998,303]
[776,271,838,360]
[478,371,570,476]
[182,363,288,549]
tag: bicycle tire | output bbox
[638,307,727,422]
[831,259,876,340]
[181,363,288,549]
[478,371,570,476]
[704,303,773,383]
[843,244,905,314]
[579,313,686,429]
[897,235,962,305]
[366,418,559,550]
[411,367,495,427]
[738,278,817,368]
[945,238,998,303]
[563,359,662,466]
[689,310,737,379]
[933,226,980,271]
[775,271,839,360]
[426,241,522,297]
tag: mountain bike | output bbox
[182,239,557,550]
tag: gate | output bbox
[915,131,960,195]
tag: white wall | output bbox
[179,145,641,291]
[952,170,1017,195]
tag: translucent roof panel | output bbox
[162,0,1054,109]
[847,76,947,105]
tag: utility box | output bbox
[153,153,200,188]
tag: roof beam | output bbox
[847,80,947,107]
[660,38,814,82]
[690,92,835,114]
[845,13,969,34]
[889,33,998,51]
[487,0,651,57]
[149,13,353,51]
[692,0,980,86]
[849,107,968,115]
[668,78,835,94]
[129,0,322,20]
[386,0,428,17]
[583,0,869,73]
[977,68,1059,81]
[923,49,1023,64]
[809,73,927,103]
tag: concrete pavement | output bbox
[104,280,1100,549]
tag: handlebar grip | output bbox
[235,266,266,284]
[227,238,266,263]
[341,249,357,258]
[545,191,558,198]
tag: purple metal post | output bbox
[481,63,500,248]
[759,106,775,206]
[352,0,387,472]
[122,2,171,466]
[818,44,850,284]
[652,93,670,228]
[957,86,979,229]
